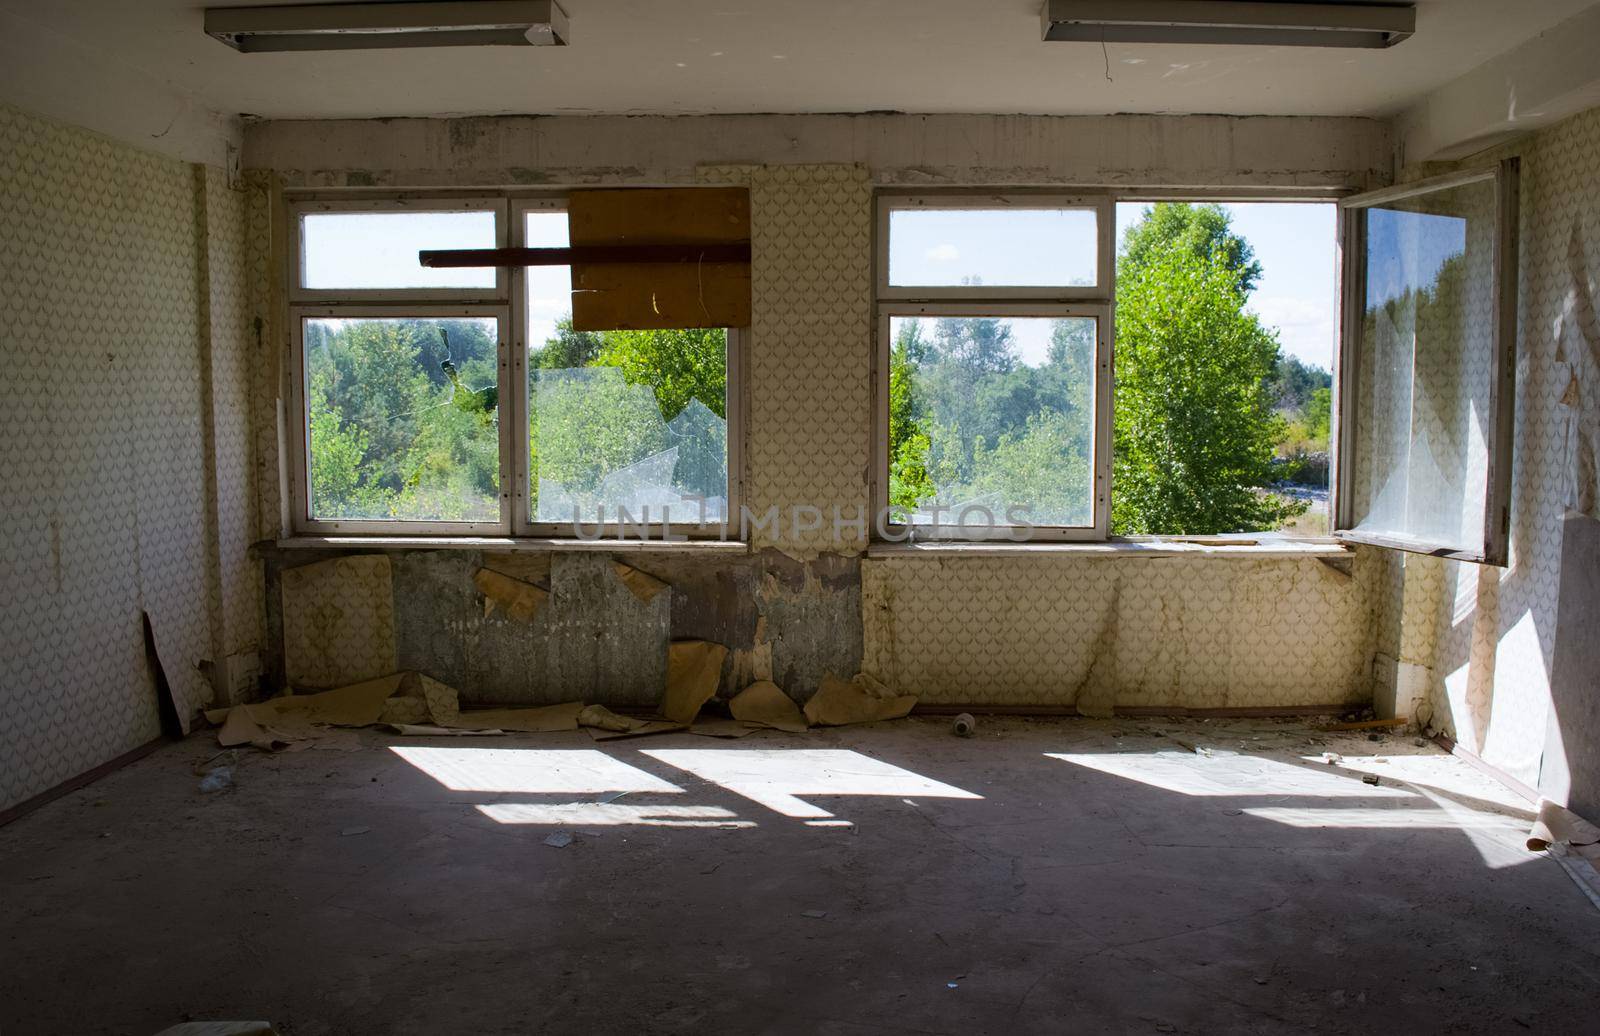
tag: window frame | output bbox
[876,192,1115,302]
[287,195,510,304]
[872,301,1113,542]
[508,197,745,540]
[287,303,514,536]
[283,190,747,541]
[1331,159,1520,566]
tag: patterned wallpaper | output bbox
[0,103,258,811]
[1388,106,1600,791]
[701,164,875,557]
[863,553,1379,707]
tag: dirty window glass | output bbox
[303,316,501,522]
[300,210,496,290]
[888,207,1098,289]
[1348,178,1498,555]
[887,314,1096,529]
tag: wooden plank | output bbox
[569,187,751,330]
[419,243,751,268]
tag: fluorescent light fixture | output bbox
[206,1,569,52]
[1041,0,1414,49]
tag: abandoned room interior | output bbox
[3,1,1600,1033]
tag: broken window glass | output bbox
[528,334,729,527]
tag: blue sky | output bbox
[304,202,1339,372]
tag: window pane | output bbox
[524,209,571,352]
[304,317,500,522]
[888,315,1095,529]
[888,208,1098,288]
[1349,179,1497,553]
[301,210,496,290]
[528,325,728,526]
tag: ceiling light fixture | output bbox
[205,1,569,53]
[1041,0,1414,49]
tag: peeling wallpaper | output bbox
[0,104,259,811]
[1389,106,1600,792]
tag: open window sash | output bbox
[1332,158,1519,566]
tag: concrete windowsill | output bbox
[276,536,752,555]
[866,538,1353,560]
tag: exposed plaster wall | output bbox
[1380,105,1600,796]
[243,112,1392,191]
[245,114,1387,714]
[0,8,239,168]
[0,104,263,811]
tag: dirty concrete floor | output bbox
[2,717,1597,1035]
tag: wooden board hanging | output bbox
[568,187,751,331]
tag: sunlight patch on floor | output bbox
[477,802,754,828]
[391,747,684,794]
[1047,751,1416,798]
[643,748,983,819]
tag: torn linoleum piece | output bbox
[614,561,670,603]
[587,720,689,742]
[1528,800,1600,853]
[729,680,809,733]
[475,567,550,622]
[803,674,917,727]
[662,640,728,724]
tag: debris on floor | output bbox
[153,1023,279,1036]
[662,640,728,724]
[952,713,977,737]
[728,680,808,733]
[197,768,233,794]
[803,673,917,727]
[543,832,574,848]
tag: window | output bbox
[287,193,740,538]
[880,194,1352,545]
[874,195,1113,540]
[1113,200,1338,538]
[1335,160,1519,565]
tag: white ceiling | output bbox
[3,0,1595,121]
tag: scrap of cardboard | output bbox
[614,562,670,603]
[389,724,506,737]
[803,674,917,727]
[690,718,762,739]
[729,680,809,733]
[481,552,553,587]
[475,567,550,622]
[446,702,585,733]
[662,641,728,724]
[578,703,648,733]
[587,720,689,741]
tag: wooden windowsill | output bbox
[276,535,752,555]
[866,538,1353,560]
